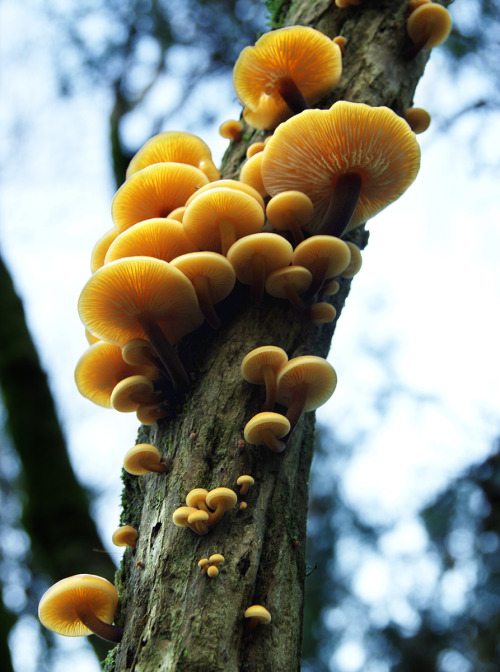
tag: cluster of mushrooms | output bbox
[38,8,451,648]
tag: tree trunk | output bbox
[107,1,446,670]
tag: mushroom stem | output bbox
[250,254,266,304]
[261,364,278,412]
[136,314,189,391]
[285,283,307,310]
[192,275,220,329]
[304,256,332,300]
[288,219,305,247]
[260,427,286,453]
[317,172,363,238]
[277,77,310,115]
[75,603,123,643]
[285,382,309,429]
[143,458,169,474]
[219,219,237,256]
[207,503,227,526]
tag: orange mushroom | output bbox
[126,130,220,181]
[38,574,122,642]
[233,26,342,130]
[78,257,203,391]
[261,101,421,238]
[111,163,209,233]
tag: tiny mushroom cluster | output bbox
[40,13,452,647]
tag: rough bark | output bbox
[105,1,448,670]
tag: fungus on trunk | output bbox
[123,443,169,475]
[261,101,421,238]
[276,356,338,430]
[78,257,203,391]
[125,130,220,182]
[233,26,342,130]
[240,346,289,412]
[38,574,123,643]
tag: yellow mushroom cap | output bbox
[276,356,337,412]
[38,574,119,637]
[136,402,169,425]
[90,228,120,273]
[236,475,255,495]
[340,242,363,278]
[78,257,203,347]
[111,163,209,233]
[292,235,351,280]
[244,412,291,451]
[110,375,157,413]
[403,107,431,134]
[185,488,209,510]
[208,553,225,566]
[227,234,293,286]
[265,265,313,301]
[187,510,210,525]
[205,488,238,514]
[184,179,265,212]
[183,187,264,255]
[104,218,198,264]
[126,131,220,182]
[111,525,138,548]
[207,565,219,578]
[74,341,158,409]
[173,506,199,527]
[239,152,267,198]
[219,119,243,141]
[240,347,288,385]
[233,26,342,130]
[123,443,165,475]
[198,558,210,570]
[170,252,236,305]
[407,3,452,49]
[261,101,421,233]
[266,191,314,233]
[244,604,271,624]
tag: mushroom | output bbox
[198,558,210,574]
[205,487,238,526]
[125,130,220,182]
[38,574,123,642]
[74,341,158,409]
[110,375,158,413]
[206,553,225,577]
[244,605,271,630]
[136,402,169,425]
[403,107,431,134]
[182,187,264,256]
[244,412,291,453]
[265,265,313,311]
[219,119,244,142]
[187,509,210,535]
[90,228,119,273]
[111,162,209,233]
[236,475,255,496]
[170,252,236,329]
[240,346,289,412]
[173,506,203,534]
[340,242,363,278]
[276,356,337,429]
[104,218,198,265]
[184,179,265,213]
[227,233,293,304]
[78,257,203,391]
[239,152,268,198]
[266,191,314,247]
[112,525,138,548]
[233,26,342,130]
[123,443,169,475]
[185,488,210,513]
[406,2,452,58]
[261,101,421,238]
[292,235,351,299]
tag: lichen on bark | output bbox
[104,1,443,670]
